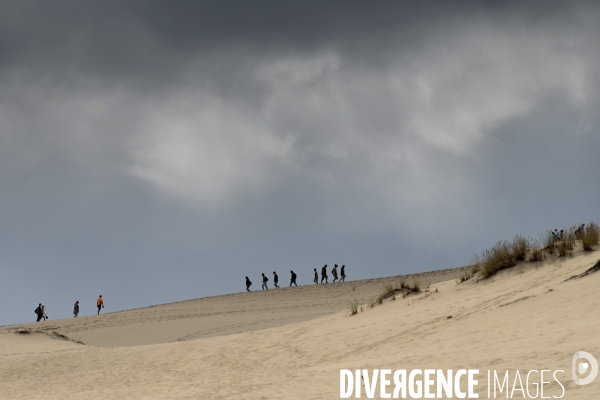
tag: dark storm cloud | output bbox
[1,1,599,325]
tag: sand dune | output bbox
[1,253,599,399]
[3,266,465,347]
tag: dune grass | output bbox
[528,239,544,262]
[544,232,555,255]
[350,299,359,315]
[511,234,529,261]
[472,220,597,279]
[583,222,599,251]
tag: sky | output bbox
[1,1,599,325]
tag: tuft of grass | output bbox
[397,278,408,290]
[369,297,376,308]
[377,284,397,304]
[458,270,472,283]
[411,280,421,293]
[479,241,517,279]
[350,299,359,315]
[557,241,568,257]
[583,222,599,251]
[528,239,544,262]
[384,284,395,296]
[511,234,529,261]
[544,232,555,255]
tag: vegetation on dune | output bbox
[355,220,598,316]
[467,220,598,280]
[349,299,359,315]
[583,222,599,251]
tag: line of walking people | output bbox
[34,295,105,322]
[245,264,346,291]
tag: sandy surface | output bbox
[1,252,599,399]
[2,267,466,347]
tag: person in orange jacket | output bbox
[97,295,104,315]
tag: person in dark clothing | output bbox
[332,264,339,282]
[290,270,298,287]
[35,303,43,322]
[313,268,319,284]
[261,273,269,290]
[273,271,280,288]
[340,265,346,282]
[246,276,252,291]
[73,301,80,317]
[321,264,328,284]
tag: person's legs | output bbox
[97,305,101,315]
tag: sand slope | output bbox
[1,253,599,399]
[3,267,465,347]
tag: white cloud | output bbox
[130,95,293,204]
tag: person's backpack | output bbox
[34,307,41,315]
[264,276,268,281]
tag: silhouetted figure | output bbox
[73,301,80,318]
[41,305,48,321]
[559,229,564,240]
[273,271,279,288]
[340,265,346,282]
[313,268,319,284]
[332,264,339,282]
[321,264,328,284]
[261,273,269,290]
[246,276,252,291]
[290,270,298,287]
[35,303,43,322]
[576,224,586,238]
[97,295,104,315]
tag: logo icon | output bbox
[572,351,598,385]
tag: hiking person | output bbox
[35,303,43,322]
[73,301,80,317]
[340,265,346,282]
[332,264,339,282]
[97,295,104,315]
[321,264,328,284]
[313,268,319,284]
[246,276,252,291]
[41,305,48,321]
[273,271,280,288]
[290,270,298,287]
[261,273,269,290]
